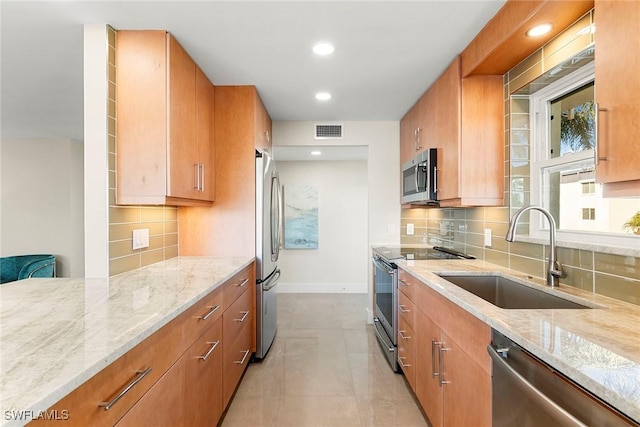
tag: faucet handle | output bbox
[550,260,566,279]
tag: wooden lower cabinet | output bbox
[401,268,491,427]
[30,264,254,427]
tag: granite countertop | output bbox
[0,256,254,426]
[397,257,640,423]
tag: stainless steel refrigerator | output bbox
[255,150,282,359]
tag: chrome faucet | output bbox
[505,206,566,287]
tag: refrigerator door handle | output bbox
[262,269,281,292]
[270,172,282,262]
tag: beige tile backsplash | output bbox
[400,207,640,306]
[107,25,179,277]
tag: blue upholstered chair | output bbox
[0,255,56,284]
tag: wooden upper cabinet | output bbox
[116,30,215,206]
[255,93,273,153]
[595,0,640,196]
[400,100,420,164]
[403,56,503,207]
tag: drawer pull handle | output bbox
[399,305,410,314]
[98,367,152,411]
[399,330,411,340]
[235,349,251,365]
[234,311,250,322]
[235,278,249,288]
[197,340,220,361]
[198,305,220,321]
[399,279,409,286]
[398,356,411,369]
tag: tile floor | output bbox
[221,293,428,427]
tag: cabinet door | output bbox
[416,311,443,427]
[400,102,419,164]
[183,319,223,426]
[195,66,215,201]
[434,58,462,202]
[115,355,184,427]
[167,34,198,200]
[440,331,491,427]
[595,0,640,186]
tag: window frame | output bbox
[527,62,640,251]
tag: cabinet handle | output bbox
[416,127,422,151]
[197,305,220,321]
[197,340,220,361]
[194,163,200,190]
[594,103,608,165]
[431,339,440,378]
[398,304,410,314]
[234,278,249,288]
[433,166,438,194]
[398,356,411,368]
[398,279,409,287]
[398,330,411,340]
[413,129,418,152]
[235,349,251,365]
[200,163,205,192]
[98,367,152,411]
[234,310,250,322]
[438,344,450,387]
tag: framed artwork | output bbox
[283,184,318,249]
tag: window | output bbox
[527,62,639,247]
[581,181,595,194]
[582,208,596,220]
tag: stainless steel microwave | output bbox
[401,148,438,205]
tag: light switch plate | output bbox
[407,223,415,235]
[132,228,150,250]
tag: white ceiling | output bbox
[0,0,506,142]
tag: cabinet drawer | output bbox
[397,317,416,391]
[223,285,252,356]
[32,320,182,426]
[222,266,252,307]
[222,323,252,407]
[398,289,416,331]
[398,269,419,303]
[180,286,223,348]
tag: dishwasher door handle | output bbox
[488,345,588,427]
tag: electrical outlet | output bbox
[484,228,492,247]
[132,228,150,250]
[388,224,396,235]
[407,223,415,235]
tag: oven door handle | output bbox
[373,258,395,275]
[488,346,587,427]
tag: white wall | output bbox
[273,121,400,315]
[278,160,368,292]
[0,138,84,277]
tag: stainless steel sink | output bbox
[437,274,591,309]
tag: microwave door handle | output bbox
[433,166,438,194]
[414,164,419,194]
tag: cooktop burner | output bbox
[374,246,475,261]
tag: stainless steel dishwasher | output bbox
[489,329,639,427]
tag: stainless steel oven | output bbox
[372,246,473,373]
[372,253,398,372]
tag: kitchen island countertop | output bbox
[0,256,254,426]
[397,257,640,423]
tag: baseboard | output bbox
[277,282,367,293]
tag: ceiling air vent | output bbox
[315,124,343,140]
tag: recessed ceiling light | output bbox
[312,42,334,56]
[310,151,322,156]
[315,92,332,101]
[526,23,553,37]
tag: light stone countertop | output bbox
[397,257,640,423]
[0,256,254,427]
